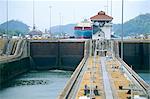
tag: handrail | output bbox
[57,56,88,99]
[117,57,150,97]
[58,40,90,99]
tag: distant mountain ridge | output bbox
[50,24,75,36]
[0,20,29,36]
[113,13,150,36]
[0,13,149,37]
[51,13,150,37]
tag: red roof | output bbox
[90,11,113,21]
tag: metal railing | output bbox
[57,56,88,99]
[117,57,150,98]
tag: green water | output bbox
[0,70,72,99]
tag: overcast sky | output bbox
[0,0,150,31]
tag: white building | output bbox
[90,11,113,40]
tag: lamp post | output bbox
[121,0,124,60]
[104,5,108,14]
[73,9,76,23]
[6,0,8,39]
[107,0,108,14]
[110,0,112,16]
[110,0,113,53]
[59,13,61,34]
[61,15,63,34]
[32,0,35,30]
[49,6,52,34]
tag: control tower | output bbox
[90,11,113,39]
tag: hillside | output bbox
[50,24,75,36]
[0,20,29,36]
[113,13,150,36]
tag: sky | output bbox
[0,0,150,31]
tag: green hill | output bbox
[113,13,150,37]
[0,20,29,36]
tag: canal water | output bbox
[0,70,72,99]
[138,72,150,85]
[135,68,150,85]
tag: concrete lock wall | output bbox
[0,39,88,85]
[118,42,150,71]
[0,57,30,86]
[30,41,85,70]
[0,40,30,85]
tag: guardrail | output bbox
[117,57,150,98]
[57,55,88,99]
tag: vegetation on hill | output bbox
[0,20,29,36]
[113,13,150,37]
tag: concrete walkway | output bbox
[101,57,113,99]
